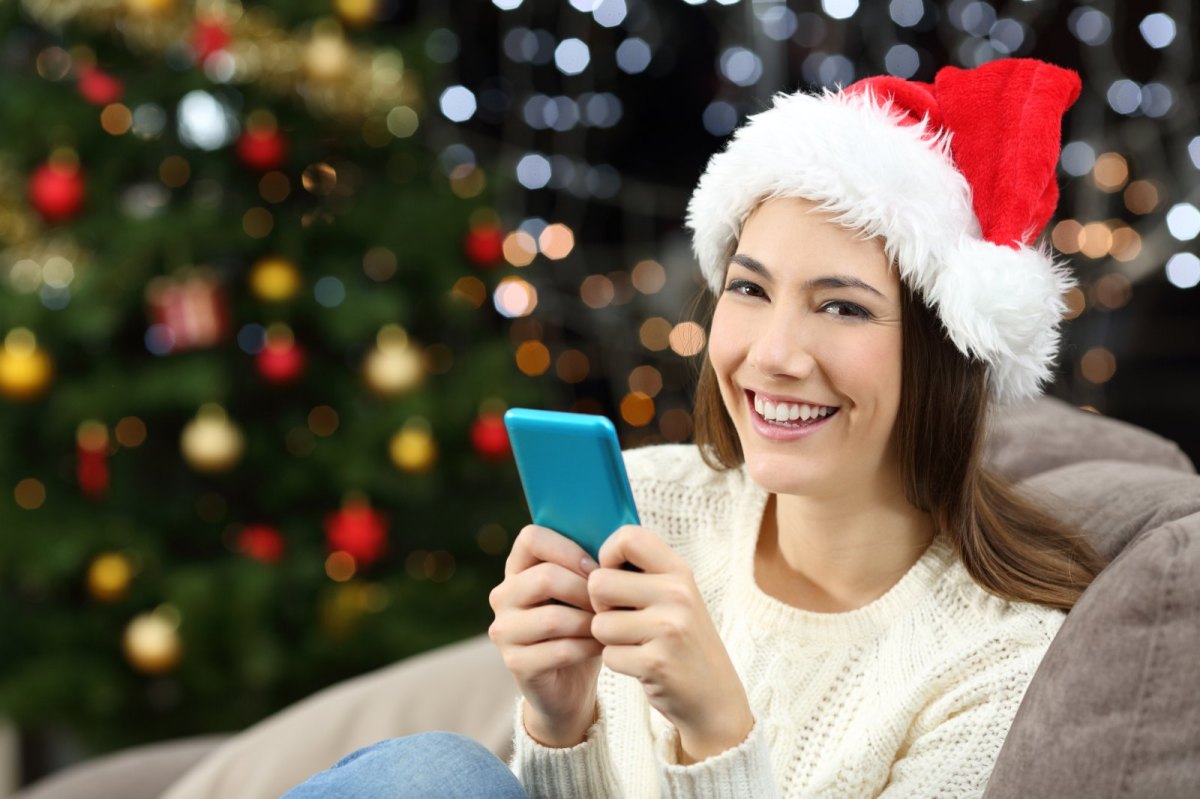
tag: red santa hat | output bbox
[685,57,1082,406]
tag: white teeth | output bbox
[752,392,836,423]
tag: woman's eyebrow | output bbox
[729,253,886,299]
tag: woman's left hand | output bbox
[587,524,756,764]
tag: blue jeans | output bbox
[280,731,528,798]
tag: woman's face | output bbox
[708,196,904,499]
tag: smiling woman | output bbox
[282,57,1110,799]
[693,192,1103,613]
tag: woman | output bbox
[284,56,1105,798]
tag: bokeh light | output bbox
[1165,253,1200,289]
[515,340,551,375]
[538,223,574,260]
[628,365,663,397]
[1091,272,1132,310]
[1092,152,1128,192]
[668,321,706,356]
[14,478,46,510]
[115,417,147,447]
[658,408,694,442]
[632,260,667,294]
[452,276,486,308]
[1080,347,1117,385]
[493,276,538,317]
[639,317,672,351]
[580,274,615,308]
[555,349,590,383]
[1123,180,1158,214]
[620,391,655,426]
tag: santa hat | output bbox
[685,58,1082,406]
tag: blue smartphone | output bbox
[503,408,642,566]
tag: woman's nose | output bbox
[747,309,817,379]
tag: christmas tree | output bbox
[0,0,557,757]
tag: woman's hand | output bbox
[588,525,756,764]
[488,524,604,748]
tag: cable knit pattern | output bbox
[508,443,1064,798]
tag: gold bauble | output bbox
[389,424,437,473]
[363,344,423,396]
[305,27,351,82]
[0,328,54,401]
[123,610,182,674]
[249,257,302,302]
[181,404,244,473]
[88,552,134,602]
[334,0,379,27]
[124,0,175,15]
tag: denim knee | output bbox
[282,731,527,799]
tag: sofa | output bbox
[13,395,1200,798]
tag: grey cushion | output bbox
[1015,459,1200,561]
[983,510,1200,798]
[985,396,1195,483]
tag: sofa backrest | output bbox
[982,401,1200,797]
[984,395,1195,484]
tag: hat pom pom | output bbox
[930,238,1077,405]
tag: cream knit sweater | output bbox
[507,443,1065,798]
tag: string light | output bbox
[632,260,666,294]
[1080,347,1117,385]
[1092,152,1128,192]
[580,274,615,308]
[668,322,706,357]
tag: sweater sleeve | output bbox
[507,695,625,798]
[653,716,780,799]
[877,635,1051,799]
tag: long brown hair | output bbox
[687,269,1105,612]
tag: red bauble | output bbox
[236,128,288,172]
[192,18,233,64]
[256,340,306,384]
[237,524,285,563]
[28,162,85,223]
[471,414,511,461]
[325,503,389,566]
[76,443,109,500]
[77,67,124,106]
[464,225,505,267]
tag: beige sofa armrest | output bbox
[13,736,226,799]
[161,634,517,799]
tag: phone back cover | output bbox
[503,409,641,561]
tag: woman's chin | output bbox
[742,450,824,495]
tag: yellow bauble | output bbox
[0,328,54,401]
[249,257,302,302]
[389,426,437,473]
[88,552,134,602]
[306,29,350,82]
[363,344,423,396]
[125,0,175,15]
[335,0,379,27]
[123,611,182,674]
[181,404,244,473]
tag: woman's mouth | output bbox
[744,390,839,440]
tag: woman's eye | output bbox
[724,279,762,297]
[821,301,870,319]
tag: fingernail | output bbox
[580,557,599,575]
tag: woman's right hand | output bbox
[488,524,603,748]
